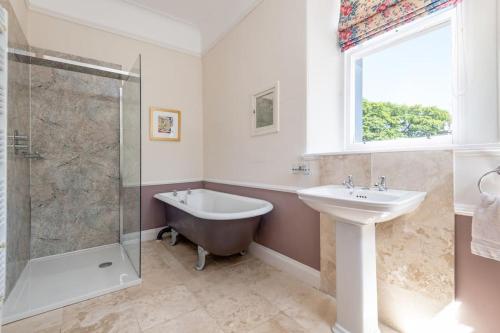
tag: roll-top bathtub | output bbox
[154,189,273,270]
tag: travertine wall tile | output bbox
[319,154,371,186]
[319,214,336,296]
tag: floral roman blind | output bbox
[338,0,462,51]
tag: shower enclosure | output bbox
[1,2,142,323]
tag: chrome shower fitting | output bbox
[7,130,44,159]
[7,130,28,155]
[23,151,43,160]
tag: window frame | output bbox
[343,9,460,151]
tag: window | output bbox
[344,11,457,150]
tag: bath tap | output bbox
[180,189,191,204]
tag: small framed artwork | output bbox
[251,81,280,136]
[150,107,181,141]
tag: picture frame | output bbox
[251,81,280,136]
[149,107,181,141]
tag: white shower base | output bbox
[3,243,141,324]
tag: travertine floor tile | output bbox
[184,257,277,307]
[61,292,140,333]
[129,284,200,331]
[204,288,280,333]
[274,282,337,333]
[247,313,307,333]
[143,308,223,333]
[2,308,63,333]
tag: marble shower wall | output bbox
[30,52,121,258]
[319,151,454,332]
[2,0,31,297]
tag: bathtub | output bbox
[154,189,273,270]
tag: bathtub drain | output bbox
[99,262,113,268]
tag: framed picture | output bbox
[251,81,279,136]
[150,107,181,141]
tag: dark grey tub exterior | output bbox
[165,204,260,254]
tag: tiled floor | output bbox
[3,238,396,333]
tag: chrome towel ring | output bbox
[478,166,500,193]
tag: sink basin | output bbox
[298,185,426,225]
[298,185,426,333]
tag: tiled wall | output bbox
[29,51,122,258]
[319,151,455,332]
[2,0,31,297]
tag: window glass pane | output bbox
[357,23,452,143]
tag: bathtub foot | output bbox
[195,246,209,271]
[156,227,171,240]
[240,250,247,256]
[170,229,179,246]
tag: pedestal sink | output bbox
[298,185,426,333]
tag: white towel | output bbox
[471,193,500,261]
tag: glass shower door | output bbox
[120,55,141,276]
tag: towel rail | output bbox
[478,166,500,193]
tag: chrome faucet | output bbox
[343,175,354,190]
[180,189,192,204]
[374,176,387,191]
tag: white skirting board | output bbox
[248,242,321,289]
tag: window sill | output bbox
[303,143,500,159]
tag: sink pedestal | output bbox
[297,185,426,333]
[333,220,380,333]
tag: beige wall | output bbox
[5,0,28,37]
[10,6,204,184]
[202,0,317,188]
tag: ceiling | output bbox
[27,0,263,55]
[125,0,263,51]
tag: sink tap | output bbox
[342,175,354,190]
[374,176,387,191]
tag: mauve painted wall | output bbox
[456,215,500,333]
[203,182,320,270]
[141,182,203,230]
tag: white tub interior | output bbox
[154,189,273,220]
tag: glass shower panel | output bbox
[120,55,141,275]
[3,0,31,300]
